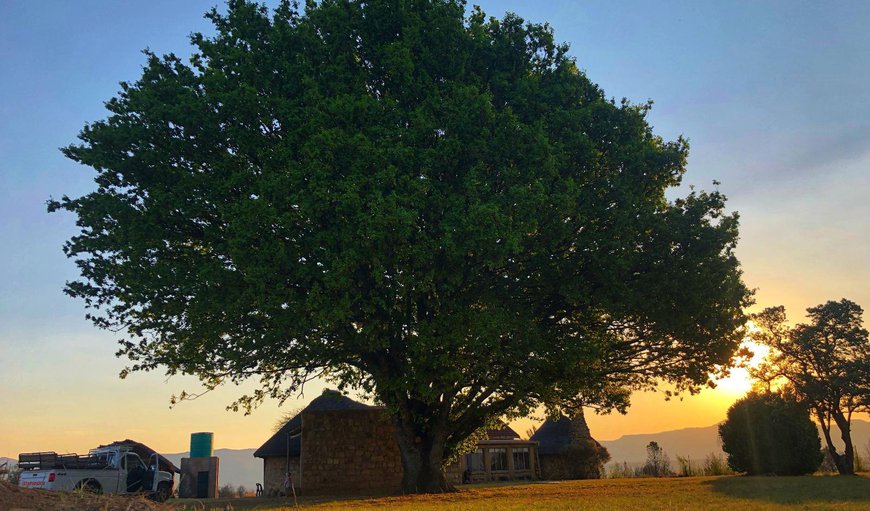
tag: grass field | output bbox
[170,475,870,511]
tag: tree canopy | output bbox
[752,299,870,475]
[51,0,751,492]
[719,391,822,475]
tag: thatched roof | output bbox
[529,416,574,455]
[486,425,521,440]
[253,390,374,458]
[97,439,180,473]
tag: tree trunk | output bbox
[832,411,855,475]
[818,409,855,475]
[393,416,455,493]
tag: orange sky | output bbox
[2,238,869,458]
[0,364,745,457]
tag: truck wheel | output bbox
[152,482,171,502]
[75,479,102,494]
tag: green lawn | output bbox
[170,475,870,511]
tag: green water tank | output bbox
[190,432,214,458]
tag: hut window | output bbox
[466,449,485,472]
[513,447,530,470]
[490,448,507,471]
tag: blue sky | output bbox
[1,1,868,456]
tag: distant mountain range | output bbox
[600,419,870,466]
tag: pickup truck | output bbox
[18,444,175,502]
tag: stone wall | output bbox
[263,456,300,496]
[178,457,219,498]
[300,409,403,495]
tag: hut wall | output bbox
[263,456,300,496]
[299,409,403,495]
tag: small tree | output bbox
[752,299,870,475]
[640,441,672,477]
[719,392,822,475]
[236,485,248,498]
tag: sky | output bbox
[1,0,868,458]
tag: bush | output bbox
[544,440,612,480]
[820,449,838,473]
[719,392,822,475]
[855,452,868,473]
[218,483,236,498]
[676,456,699,477]
[702,452,733,476]
[606,461,636,479]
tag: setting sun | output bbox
[711,341,770,397]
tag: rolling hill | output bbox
[600,419,870,466]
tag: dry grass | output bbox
[0,480,168,511]
[170,474,870,511]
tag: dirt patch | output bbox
[0,481,170,511]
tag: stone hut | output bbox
[530,409,610,480]
[253,389,401,495]
[255,390,539,495]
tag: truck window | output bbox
[125,454,144,471]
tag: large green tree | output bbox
[51,0,751,492]
[752,299,870,475]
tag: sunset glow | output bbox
[710,341,770,398]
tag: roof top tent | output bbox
[96,440,180,474]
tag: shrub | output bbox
[676,456,699,477]
[606,461,635,479]
[544,440,612,479]
[719,392,822,475]
[820,449,838,473]
[218,483,236,498]
[702,452,733,476]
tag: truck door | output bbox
[123,453,147,493]
[92,451,122,494]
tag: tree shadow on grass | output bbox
[707,475,870,505]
